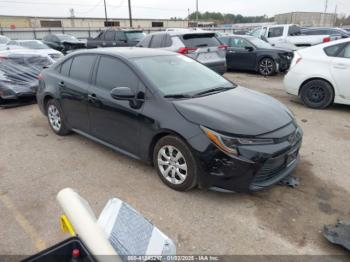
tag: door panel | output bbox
[330,57,350,99]
[88,56,145,156]
[227,38,257,70]
[60,55,96,132]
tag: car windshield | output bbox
[133,55,235,96]
[126,31,146,41]
[249,37,273,49]
[0,36,9,44]
[57,35,78,41]
[21,41,49,49]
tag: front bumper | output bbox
[190,123,303,193]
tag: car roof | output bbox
[69,47,176,59]
[16,40,42,42]
[219,34,255,40]
[149,30,215,36]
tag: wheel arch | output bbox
[148,129,189,164]
[43,94,55,115]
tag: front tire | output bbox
[46,99,70,136]
[258,58,276,76]
[300,80,334,109]
[153,135,198,191]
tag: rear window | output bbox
[324,43,346,57]
[181,33,220,48]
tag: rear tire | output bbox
[153,135,198,191]
[300,80,334,109]
[258,58,276,76]
[46,99,70,136]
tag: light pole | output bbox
[103,0,108,25]
[196,0,199,24]
[128,0,133,28]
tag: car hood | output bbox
[173,86,293,136]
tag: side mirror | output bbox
[245,46,254,52]
[110,87,135,100]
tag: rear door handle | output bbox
[58,81,65,87]
[334,63,347,69]
[88,93,100,103]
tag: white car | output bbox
[7,40,64,61]
[284,38,350,109]
[0,35,10,46]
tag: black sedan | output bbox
[42,34,86,54]
[37,48,302,192]
[218,35,293,76]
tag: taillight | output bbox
[290,52,302,68]
[323,37,331,43]
[178,47,197,54]
[38,73,44,80]
[218,44,228,50]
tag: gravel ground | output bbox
[0,72,349,257]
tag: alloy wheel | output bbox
[48,104,61,132]
[157,145,188,185]
[259,59,274,76]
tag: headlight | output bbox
[201,126,274,157]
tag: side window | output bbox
[116,31,126,41]
[219,37,230,45]
[138,35,151,47]
[338,44,350,59]
[230,38,252,49]
[104,30,115,41]
[163,34,172,47]
[96,56,139,91]
[69,55,96,83]
[60,58,73,76]
[268,27,284,38]
[149,34,164,48]
[324,44,346,57]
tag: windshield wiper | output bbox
[164,94,192,99]
[193,86,234,97]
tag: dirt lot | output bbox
[0,72,349,256]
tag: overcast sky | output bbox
[0,0,349,18]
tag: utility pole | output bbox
[334,5,338,26]
[324,0,328,13]
[103,0,108,25]
[128,0,133,28]
[196,0,199,25]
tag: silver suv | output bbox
[137,30,227,75]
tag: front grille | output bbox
[253,155,286,183]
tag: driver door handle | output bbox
[88,93,100,103]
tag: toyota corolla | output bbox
[37,48,303,192]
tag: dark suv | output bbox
[87,29,146,48]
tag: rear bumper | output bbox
[204,61,227,75]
